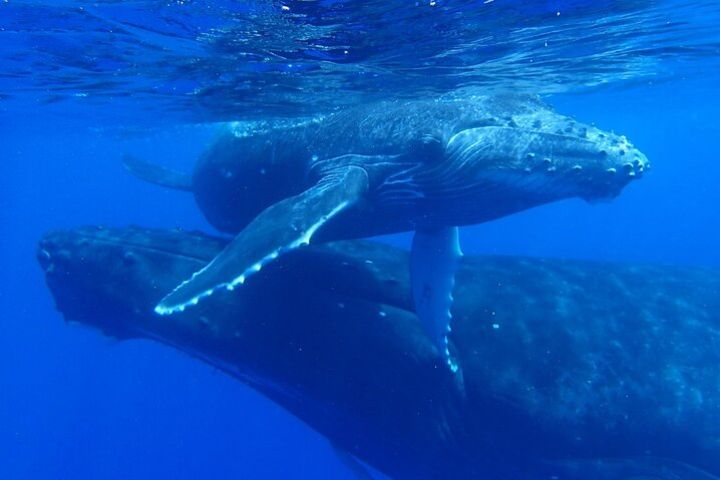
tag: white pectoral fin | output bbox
[155,166,369,315]
[410,226,462,372]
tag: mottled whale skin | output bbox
[187,95,647,235]
[38,227,719,480]
[126,94,649,367]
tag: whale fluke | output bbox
[122,154,193,191]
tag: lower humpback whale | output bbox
[38,227,719,480]
[126,94,649,369]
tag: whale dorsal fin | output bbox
[122,155,193,191]
[410,226,462,372]
[155,166,368,314]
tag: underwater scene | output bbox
[2,1,720,479]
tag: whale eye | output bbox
[411,134,445,162]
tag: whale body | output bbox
[38,227,718,480]
[125,94,649,368]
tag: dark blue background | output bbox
[1,74,718,480]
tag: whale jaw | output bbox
[444,115,649,206]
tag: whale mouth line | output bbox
[42,230,218,265]
[480,170,582,199]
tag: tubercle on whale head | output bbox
[446,107,650,202]
[574,128,650,202]
[37,228,145,340]
[36,227,230,342]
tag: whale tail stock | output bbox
[122,155,193,191]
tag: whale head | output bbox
[36,227,232,340]
[447,98,649,205]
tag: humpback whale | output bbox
[38,227,719,480]
[125,94,649,368]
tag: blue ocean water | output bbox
[1,1,719,479]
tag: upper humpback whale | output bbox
[125,94,649,367]
[38,227,719,480]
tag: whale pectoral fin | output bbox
[155,166,369,315]
[410,226,462,372]
[122,155,193,191]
